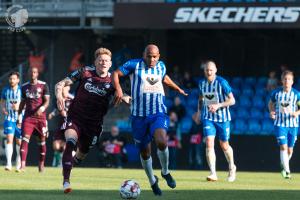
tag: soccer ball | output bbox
[119,180,141,199]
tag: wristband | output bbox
[39,106,45,112]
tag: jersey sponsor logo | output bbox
[25,89,41,98]
[84,82,107,96]
[280,102,290,107]
[205,94,215,100]
[146,76,159,85]
[174,7,300,23]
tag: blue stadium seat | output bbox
[236,107,250,119]
[250,107,263,119]
[165,98,173,109]
[116,120,131,132]
[233,119,247,134]
[248,119,261,134]
[186,97,198,111]
[255,87,267,97]
[190,88,199,98]
[261,119,274,135]
[241,87,254,96]
[238,95,252,108]
[231,77,242,88]
[252,96,265,109]
[180,117,192,133]
[232,88,241,97]
[124,144,139,162]
[257,77,268,87]
[245,77,256,86]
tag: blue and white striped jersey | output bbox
[1,85,22,122]
[119,59,167,117]
[270,87,300,127]
[199,76,232,122]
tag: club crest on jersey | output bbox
[146,77,159,85]
[84,82,107,96]
[280,102,290,107]
[205,94,215,100]
[104,83,111,89]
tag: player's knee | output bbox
[140,150,151,160]
[157,142,167,151]
[220,141,229,151]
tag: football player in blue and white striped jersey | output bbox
[198,60,236,182]
[268,70,300,179]
[0,72,22,171]
[113,44,187,196]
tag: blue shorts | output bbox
[203,119,230,141]
[274,126,298,147]
[3,120,22,139]
[131,113,169,150]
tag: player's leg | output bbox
[20,119,35,171]
[35,133,47,172]
[52,139,64,167]
[4,120,15,171]
[151,114,176,189]
[275,126,290,178]
[15,125,22,171]
[285,127,298,178]
[203,120,217,181]
[62,128,78,194]
[132,116,161,196]
[217,121,236,182]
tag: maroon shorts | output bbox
[22,117,48,137]
[65,117,103,154]
[53,118,67,141]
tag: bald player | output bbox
[113,44,187,196]
[197,60,236,182]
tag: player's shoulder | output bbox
[21,81,30,87]
[125,58,142,66]
[37,80,47,85]
[83,65,95,71]
[2,85,9,92]
[271,87,282,95]
[216,76,229,84]
[291,87,300,95]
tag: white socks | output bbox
[140,156,156,185]
[5,143,13,167]
[280,150,290,173]
[16,144,21,169]
[206,147,216,174]
[288,152,293,161]
[157,147,170,175]
[223,146,235,170]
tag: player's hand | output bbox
[270,111,276,120]
[2,108,8,115]
[291,112,299,118]
[121,94,132,105]
[208,104,221,113]
[60,110,67,117]
[57,97,65,112]
[48,113,53,120]
[178,88,188,96]
[113,88,124,106]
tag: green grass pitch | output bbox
[0,167,299,200]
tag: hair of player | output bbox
[94,47,112,59]
[9,71,20,78]
[281,70,294,80]
[203,59,216,69]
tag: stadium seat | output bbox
[233,119,247,134]
[247,119,261,135]
[241,87,254,96]
[165,98,173,109]
[257,77,268,87]
[124,144,139,162]
[186,97,198,111]
[190,88,199,98]
[235,107,250,119]
[180,117,192,133]
[250,108,263,119]
[231,77,243,88]
[245,77,256,86]
[252,96,265,109]
[238,95,252,108]
[261,119,274,135]
[232,88,241,97]
[255,88,267,97]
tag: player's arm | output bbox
[163,75,188,96]
[112,69,125,105]
[55,77,73,111]
[197,95,204,119]
[268,100,276,120]
[0,99,8,115]
[209,93,235,113]
[17,99,26,125]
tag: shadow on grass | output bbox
[0,190,300,200]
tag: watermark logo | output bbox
[6,5,28,32]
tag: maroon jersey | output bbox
[21,80,50,120]
[67,66,115,135]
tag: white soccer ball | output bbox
[119,179,141,199]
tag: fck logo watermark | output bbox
[6,4,28,32]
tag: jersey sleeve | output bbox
[43,83,50,96]
[68,67,85,82]
[198,80,203,96]
[270,90,277,102]
[221,79,232,96]
[119,60,136,76]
